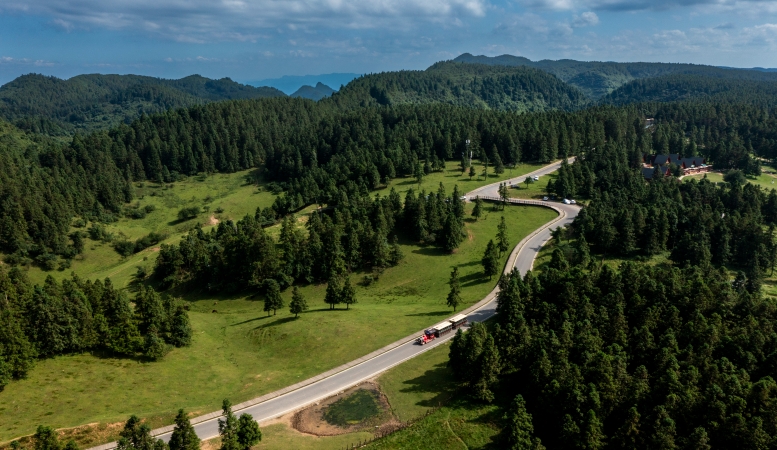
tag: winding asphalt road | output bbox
[89,159,580,450]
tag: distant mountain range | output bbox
[0,73,284,134]
[247,73,361,95]
[291,82,336,101]
[454,53,777,98]
[4,56,777,136]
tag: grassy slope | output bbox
[0,168,555,443]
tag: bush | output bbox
[144,204,156,213]
[113,240,136,257]
[177,206,200,221]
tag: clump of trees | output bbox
[0,269,191,390]
[154,183,466,293]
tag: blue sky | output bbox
[2,0,777,85]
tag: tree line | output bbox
[0,267,191,390]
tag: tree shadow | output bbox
[458,272,485,284]
[399,363,455,408]
[412,247,448,257]
[230,315,273,326]
[252,316,296,330]
[456,260,481,268]
[405,310,451,317]
[462,278,489,288]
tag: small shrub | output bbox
[113,240,136,257]
[215,206,225,214]
[144,204,156,213]
[72,218,86,228]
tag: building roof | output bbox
[680,156,705,168]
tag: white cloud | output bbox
[0,56,56,66]
[0,0,488,43]
[515,0,777,13]
[571,11,599,27]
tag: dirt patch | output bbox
[0,421,126,450]
[291,382,399,437]
[207,215,220,226]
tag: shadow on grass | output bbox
[405,310,451,317]
[411,246,448,257]
[399,363,455,408]
[252,316,296,330]
[230,315,273,326]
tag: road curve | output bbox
[89,159,580,450]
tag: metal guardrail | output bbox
[474,195,555,208]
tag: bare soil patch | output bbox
[207,215,220,226]
[291,382,399,437]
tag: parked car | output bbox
[543,196,549,201]
[532,175,539,181]
[570,199,576,204]
[563,199,571,204]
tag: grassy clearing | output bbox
[507,173,556,200]
[386,161,547,198]
[684,166,777,191]
[0,202,556,443]
[21,170,277,287]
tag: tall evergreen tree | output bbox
[504,395,544,450]
[472,197,483,220]
[340,278,357,310]
[168,410,200,450]
[497,216,510,255]
[482,239,500,280]
[218,400,239,450]
[324,277,341,310]
[263,280,284,316]
[289,286,308,318]
[446,266,462,311]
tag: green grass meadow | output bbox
[0,197,556,443]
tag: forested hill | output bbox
[454,53,777,99]
[602,74,777,106]
[328,61,589,112]
[0,73,285,135]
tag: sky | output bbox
[2,0,777,85]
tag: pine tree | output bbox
[388,235,404,266]
[33,426,62,450]
[341,278,357,310]
[504,395,544,450]
[447,266,462,311]
[472,197,483,220]
[218,400,239,450]
[236,414,261,450]
[263,279,284,316]
[414,162,424,186]
[442,211,463,253]
[497,216,509,255]
[324,277,342,310]
[469,165,476,180]
[117,415,165,450]
[482,239,500,280]
[581,409,606,450]
[168,410,200,450]
[289,286,308,318]
[472,334,500,402]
